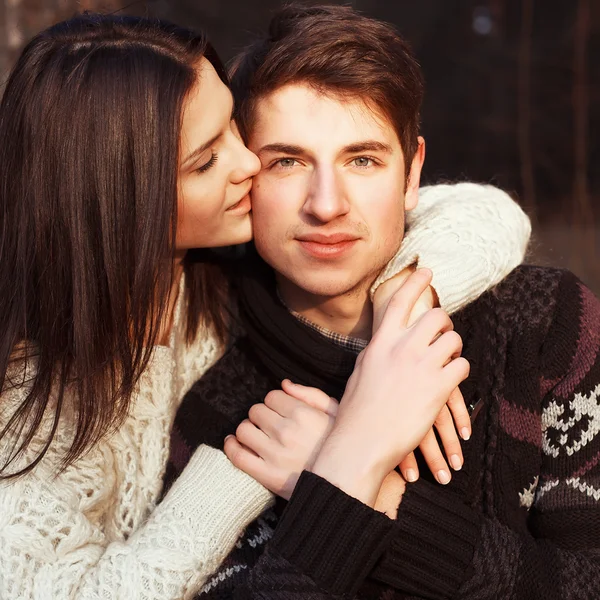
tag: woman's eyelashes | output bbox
[196,152,218,174]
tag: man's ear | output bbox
[404,136,426,211]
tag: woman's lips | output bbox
[225,193,251,215]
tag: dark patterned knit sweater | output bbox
[166,266,600,599]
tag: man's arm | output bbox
[232,272,600,599]
[372,182,531,314]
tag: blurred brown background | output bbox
[1,0,598,293]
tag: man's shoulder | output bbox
[479,264,581,320]
[457,265,596,348]
[492,263,567,300]
[461,265,600,350]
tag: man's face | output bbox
[248,83,423,300]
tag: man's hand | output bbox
[224,380,337,500]
[372,266,438,332]
[312,269,470,507]
[374,267,471,486]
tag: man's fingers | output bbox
[447,386,471,441]
[428,329,463,366]
[398,451,419,483]
[434,405,463,471]
[412,307,454,343]
[418,428,452,485]
[377,268,433,332]
[280,380,339,416]
[442,356,471,390]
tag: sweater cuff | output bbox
[270,471,396,596]
[373,479,480,599]
[158,445,275,554]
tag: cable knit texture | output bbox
[167,183,532,598]
[173,267,600,600]
[371,182,531,313]
[0,280,273,600]
[0,183,530,600]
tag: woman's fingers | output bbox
[248,402,280,437]
[433,404,463,472]
[224,435,283,495]
[398,451,419,483]
[235,418,272,457]
[418,428,451,485]
[447,386,471,441]
[279,380,338,417]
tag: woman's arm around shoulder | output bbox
[372,182,531,314]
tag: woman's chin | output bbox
[213,215,253,247]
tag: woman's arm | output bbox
[371,182,531,314]
[0,444,272,599]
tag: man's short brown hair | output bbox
[230,4,424,173]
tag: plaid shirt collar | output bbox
[277,290,368,354]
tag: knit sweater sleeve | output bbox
[371,182,531,314]
[0,443,272,600]
[232,272,600,600]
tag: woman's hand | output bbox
[374,471,406,520]
[374,267,471,486]
[312,269,470,507]
[224,380,337,500]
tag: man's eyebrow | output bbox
[181,134,221,169]
[257,143,307,155]
[343,141,393,154]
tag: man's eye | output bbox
[276,158,297,168]
[353,157,373,168]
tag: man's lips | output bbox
[296,233,359,244]
[295,233,360,258]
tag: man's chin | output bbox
[285,272,373,300]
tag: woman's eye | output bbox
[196,152,218,174]
[353,157,373,168]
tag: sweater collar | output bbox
[237,254,358,400]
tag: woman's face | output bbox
[176,58,260,250]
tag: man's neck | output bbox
[276,276,374,341]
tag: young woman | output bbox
[0,12,529,600]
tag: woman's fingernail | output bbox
[461,427,471,441]
[450,454,463,471]
[437,470,451,485]
[405,468,418,482]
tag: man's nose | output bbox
[302,168,349,222]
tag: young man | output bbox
[167,5,600,599]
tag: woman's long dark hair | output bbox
[0,13,230,478]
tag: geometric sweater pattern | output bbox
[168,266,600,599]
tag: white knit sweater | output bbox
[0,182,530,600]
